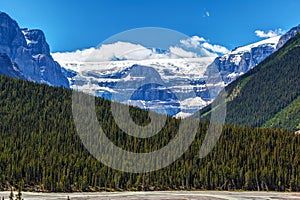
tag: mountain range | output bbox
[1,11,300,119]
[0,11,300,193]
[52,26,299,117]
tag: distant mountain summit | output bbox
[201,28,300,131]
[276,24,300,49]
[0,11,69,87]
[52,25,300,117]
[206,25,300,85]
[205,36,280,84]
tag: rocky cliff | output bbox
[206,25,300,85]
[276,24,300,49]
[0,11,69,87]
[205,36,280,84]
[0,53,24,78]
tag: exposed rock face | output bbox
[23,29,69,87]
[0,53,24,78]
[0,12,33,75]
[0,12,27,51]
[277,24,300,49]
[205,25,300,86]
[60,57,215,117]
[0,11,69,87]
[205,36,280,84]
[200,24,300,109]
[22,29,50,55]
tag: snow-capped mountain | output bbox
[205,25,300,86]
[53,31,295,117]
[205,36,281,84]
[277,24,300,49]
[53,39,229,117]
[55,51,216,116]
[53,33,287,116]
[0,12,69,87]
[1,11,298,117]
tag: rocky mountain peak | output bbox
[276,24,300,49]
[205,36,280,84]
[0,12,27,56]
[0,11,69,88]
[22,29,50,55]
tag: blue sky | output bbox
[1,0,299,52]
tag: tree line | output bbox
[0,75,299,192]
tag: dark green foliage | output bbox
[8,189,13,200]
[202,33,300,131]
[263,95,300,130]
[15,186,22,200]
[0,75,300,192]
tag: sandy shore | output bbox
[1,191,300,200]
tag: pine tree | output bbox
[9,188,14,200]
[15,186,22,200]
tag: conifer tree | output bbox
[9,188,14,200]
[15,186,22,200]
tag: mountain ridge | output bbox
[201,32,300,131]
[0,11,69,87]
[53,34,285,117]
[205,36,280,84]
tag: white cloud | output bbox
[255,28,285,38]
[89,42,154,61]
[53,41,205,63]
[52,42,155,62]
[180,36,229,56]
[180,36,206,48]
[198,48,218,57]
[52,37,229,64]
[205,11,210,17]
[202,42,229,54]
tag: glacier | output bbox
[52,36,282,117]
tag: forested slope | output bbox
[0,75,299,192]
[201,33,300,131]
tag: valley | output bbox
[0,4,300,198]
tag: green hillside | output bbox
[0,75,300,192]
[202,33,300,131]
[262,95,300,130]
